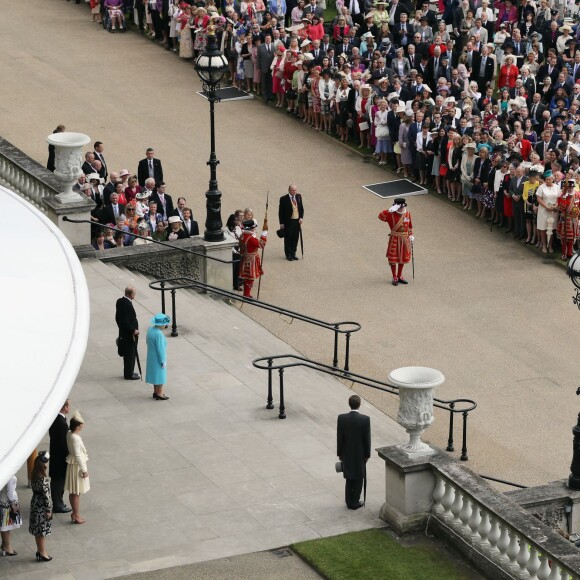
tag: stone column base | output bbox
[43,195,96,248]
[376,445,437,534]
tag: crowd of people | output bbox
[67,0,580,257]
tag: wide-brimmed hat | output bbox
[119,169,131,177]
[71,411,84,424]
[438,85,450,93]
[303,53,314,61]
[137,221,149,231]
[168,215,182,224]
[560,25,572,33]
[300,39,311,48]
[151,313,171,326]
[421,85,432,93]
[465,142,477,150]
[87,172,102,182]
[136,191,150,200]
[365,11,375,18]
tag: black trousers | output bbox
[345,478,363,508]
[262,71,273,99]
[135,1,145,30]
[513,199,525,238]
[284,220,300,258]
[122,336,137,378]
[150,8,162,39]
[50,476,66,508]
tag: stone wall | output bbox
[90,236,237,291]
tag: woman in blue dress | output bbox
[146,313,171,400]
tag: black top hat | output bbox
[242,219,257,229]
[393,197,407,206]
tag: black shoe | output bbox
[292,255,299,260]
[286,256,293,261]
[392,278,398,286]
[53,505,72,513]
[153,394,169,400]
[348,502,364,510]
[398,277,408,284]
[36,552,52,562]
[125,373,140,380]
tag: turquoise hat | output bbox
[151,313,171,326]
[543,170,553,178]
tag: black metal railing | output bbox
[62,217,238,264]
[252,354,477,461]
[149,277,361,370]
[479,474,527,489]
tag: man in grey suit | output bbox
[510,165,526,240]
[257,34,275,101]
[337,395,371,510]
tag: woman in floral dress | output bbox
[29,453,52,562]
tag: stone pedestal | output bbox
[377,445,436,534]
[46,132,91,203]
[199,237,237,291]
[43,196,96,248]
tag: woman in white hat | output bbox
[65,412,90,525]
[167,215,187,240]
[460,141,478,210]
[146,314,171,400]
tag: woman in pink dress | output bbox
[270,45,287,108]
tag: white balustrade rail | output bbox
[432,470,580,580]
[0,138,62,212]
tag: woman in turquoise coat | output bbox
[146,313,170,400]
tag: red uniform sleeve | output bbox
[378,210,389,222]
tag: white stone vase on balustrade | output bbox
[389,366,445,457]
[46,132,90,203]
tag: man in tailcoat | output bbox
[337,395,371,510]
[257,34,276,101]
[278,184,304,261]
[115,286,140,380]
[137,148,164,187]
[49,399,71,513]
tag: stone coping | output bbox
[506,479,580,507]
[0,135,63,192]
[377,445,580,571]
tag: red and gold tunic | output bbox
[239,230,267,280]
[557,188,580,242]
[378,209,413,264]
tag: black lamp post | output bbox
[567,253,580,489]
[195,27,229,242]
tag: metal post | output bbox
[160,281,166,314]
[278,368,286,419]
[203,78,225,242]
[344,332,351,372]
[266,358,274,409]
[446,402,455,452]
[332,325,339,369]
[569,413,580,489]
[460,411,469,461]
[170,289,178,337]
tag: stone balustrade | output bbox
[0,137,62,213]
[432,469,579,580]
[377,446,580,579]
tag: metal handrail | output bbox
[149,277,361,370]
[62,217,238,264]
[479,474,527,489]
[252,354,477,461]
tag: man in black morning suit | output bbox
[337,394,371,510]
[278,184,304,261]
[137,148,164,187]
[115,286,140,380]
[49,399,71,513]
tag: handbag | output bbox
[375,125,389,138]
[359,121,369,131]
[439,164,448,176]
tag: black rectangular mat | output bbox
[363,179,428,199]
[196,87,254,101]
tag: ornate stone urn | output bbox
[389,366,445,457]
[46,132,91,203]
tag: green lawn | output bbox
[292,528,473,580]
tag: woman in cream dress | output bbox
[65,411,90,525]
[536,171,561,254]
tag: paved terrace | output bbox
[0,259,406,580]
